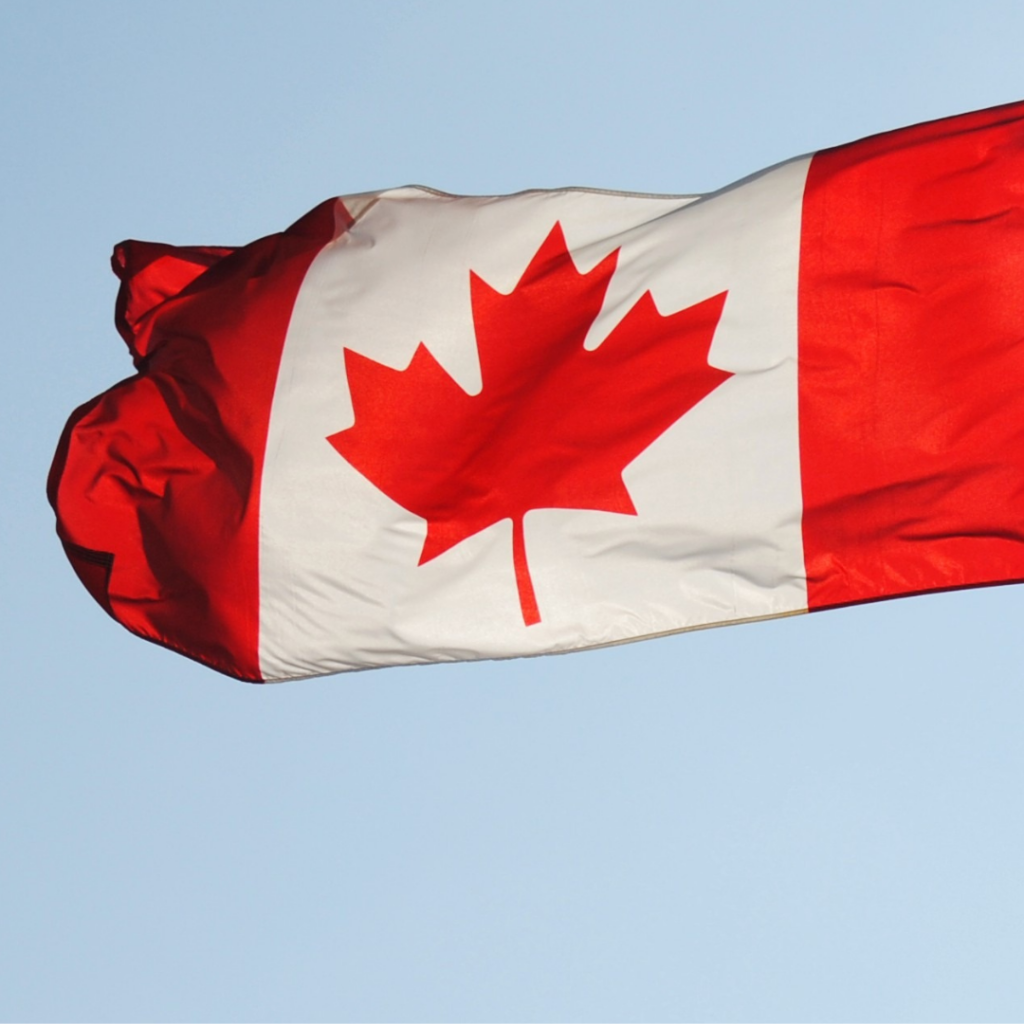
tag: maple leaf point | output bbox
[328,222,731,626]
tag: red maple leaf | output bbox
[328,223,731,626]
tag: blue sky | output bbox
[4,2,1024,1020]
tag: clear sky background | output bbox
[4,3,1024,1021]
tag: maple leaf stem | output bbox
[511,516,541,626]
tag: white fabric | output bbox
[259,161,811,679]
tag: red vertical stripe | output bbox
[48,200,344,680]
[799,101,1024,610]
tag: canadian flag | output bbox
[50,101,1024,681]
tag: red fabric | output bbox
[112,241,235,361]
[799,100,1024,609]
[49,200,342,680]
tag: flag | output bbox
[49,100,1024,682]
